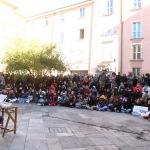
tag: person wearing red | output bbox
[83,85,90,99]
[49,84,56,93]
[49,91,57,106]
[133,83,143,99]
[133,83,142,93]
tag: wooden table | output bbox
[0,106,18,137]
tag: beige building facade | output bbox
[26,0,94,74]
[0,0,26,71]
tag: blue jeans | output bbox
[96,105,108,111]
[121,108,132,113]
[0,116,3,124]
[18,98,25,104]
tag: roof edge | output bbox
[27,0,93,20]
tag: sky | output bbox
[7,0,89,17]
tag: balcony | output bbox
[100,35,113,44]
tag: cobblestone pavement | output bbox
[0,103,150,150]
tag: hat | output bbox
[100,95,106,100]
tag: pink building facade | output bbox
[121,0,150,76]
[25,0,150,76]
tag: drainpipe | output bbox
[88,1,94,74]
[120,0,123,74]
[51,13,55,42]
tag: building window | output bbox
[132,22,142,38]
[134,0,141,8]
[79,29,84,39]
[80,8,85,18]
[107,0,113,14]
[60,33,64,42]
[45,17,49,26]
[132,68,140,76]
[60,13,64,22]
[132,44,142,60]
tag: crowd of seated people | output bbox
[0,71,150,121]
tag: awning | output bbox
[97,61,113,67]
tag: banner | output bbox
[132,105,148,116]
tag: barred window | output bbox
[132,44,142,60]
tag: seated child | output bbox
[96,95,109,111]
[76,94,86,109]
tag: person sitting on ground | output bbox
[96,95,109,111]
[121,97,132,113]
[134,98,142,106]
[7,90,17,103]
[143,84,150,96]
[109,96,122,112]
[141,91,149,106]
[58,92,68,106]
[83,85,90,99]
[108,94,114,105]
[37,91,48,106]
[67,91,76,107]
[75,94,86,109]
[133,83,143,99]
[90,86,97,99]
[142,99,150,121]
[86,93,96,110]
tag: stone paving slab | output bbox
[0,104,150,150]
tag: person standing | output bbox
[98,70,107,94]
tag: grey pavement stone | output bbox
[9,137,26,150]
[119,136,150,147]
[29,118,43,124]
[0,145,9,150]
[44,123,68,128]
[79,114,89,119]
[89,137,114,146]
[85,146,98,150]
[47,138,62,150]
[27,128,45,133]
[26,133,46,140]
[56,132,75,137]
[58,136,83,149]
[45,132,57,138]
[86,133,106,138]
[97,145,120,150]
[78,137,95,146]
[18,125,29,130]
[73,132,86,138]
[14,129,27,137]
[133,146,150,150]
[68,125,80,132]
[0,104,150,150]
[119,146,135,150]
[25,140,49,150]
[63,148,85,150]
